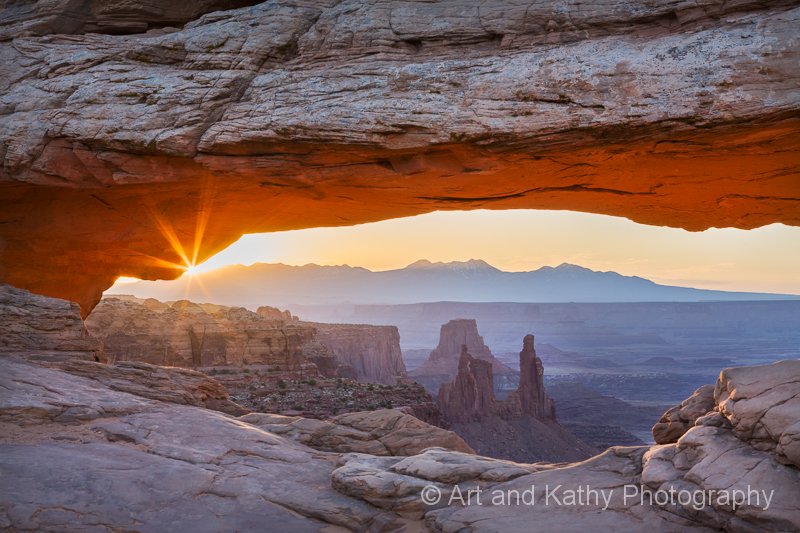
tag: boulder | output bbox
[642,426,800,531]
[652,384,716,444]
[715,360,800,468]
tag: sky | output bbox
[114,209,800,295]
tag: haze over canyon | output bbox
[111,260,800,308]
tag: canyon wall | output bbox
[311,323,407,385]
[86,296,318,369]
[0,284,99,361]
[0,1,798,313]
[85,295,406,384]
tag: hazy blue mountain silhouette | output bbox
[109,260,799,308]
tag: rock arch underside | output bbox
[0,0,798,314]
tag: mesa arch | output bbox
[0,0,798,315]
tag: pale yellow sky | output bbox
[116,210,800,294]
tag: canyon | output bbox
[411,317,666,453]
[1,1,799,531]
[86,294,407,385]
[1,258,798,530]
[2,331,798,531]
[1,1,798,313]
[304,300,800,407]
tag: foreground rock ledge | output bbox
[1,0,799,313]
[1,354,798,531]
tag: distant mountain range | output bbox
[108,260,799,308]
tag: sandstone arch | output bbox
[1,0,798,314]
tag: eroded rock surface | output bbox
[0,284,99,361]
[311,323,407,385]
[0,355,405,531]
[640,360,800,531]
[652,383,716,444]
[86,295,318,368]
[435,335,590,462]
[242,408,472,456]
[0,0,264,40]
[52,358,249,416]
[2,351,798,532]
[1,0,798,312]
[369,360,800,531]
[715,360,800,468]
[437,346,496,422]
[86,295,407,384]
[411,319,516,393]
[642,425,800,532]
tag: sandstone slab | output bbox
[242,408,473,456]
[0,355,404,531]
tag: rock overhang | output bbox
[0,0,798,315]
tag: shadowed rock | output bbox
[437,335,593,462]
[0,284,99,361]
[411,319,516,393]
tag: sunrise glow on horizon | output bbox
[112,210,800,295]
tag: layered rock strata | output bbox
[86,295,407,384]
[86,295,319,369]
[437,346,496,422]
[437,334,556,423]
[0,284,99,361]
[2,1,798,313]
[410,318,516,393]
[52,358,249,416]
[310,323,407,385]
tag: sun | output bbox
[184,264,200,276]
